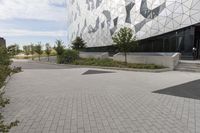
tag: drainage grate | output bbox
[153,79,200,100]
[82,70,115,75]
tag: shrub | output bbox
[73,58,164,69]
[0,66,11,88]
[0,47,19,132]
[12,67,22,73]
[0,48,10,66]
[59,50,79,64]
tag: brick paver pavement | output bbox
[3,61,200,133]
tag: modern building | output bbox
[0,37,6,47]
[67,0,200,59]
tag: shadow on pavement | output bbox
[153,79,200,100]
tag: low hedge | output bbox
[58,49,79,64]
[72,58,164,69]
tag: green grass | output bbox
[72,58,165,69]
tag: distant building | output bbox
[0,37,6,47]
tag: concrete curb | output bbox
[34,61,171,73]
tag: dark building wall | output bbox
[84,25,196,59]
[136,26,195,54]
[0,37,6,47]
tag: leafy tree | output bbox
[112,27,137,64]
[71,37,86,51]
[30,44,35,60]
[54,40,65,55]
[7,44,20,56]
[45,43,51,62]
[54,40,65,63]
[23,45,30,57]
[34,43,43,61]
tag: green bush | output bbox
[0,47,19,132]
[0,66,11,88]
[58,49,79,64]
[0,47,11,88]
[0,48,10,66]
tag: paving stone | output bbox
[3,61,200,133]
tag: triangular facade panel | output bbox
[67,0,200,47]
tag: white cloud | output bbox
[0,0,66,21]
[0,28,67,37]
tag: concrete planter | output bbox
[113,52,181,70]
[79,52,109,59]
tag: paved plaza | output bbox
[3,60,200,133]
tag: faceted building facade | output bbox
[67,0,200,58]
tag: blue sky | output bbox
[0,0,67,48]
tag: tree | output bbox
[30,44,35,60]
[71,37,86,51]
[7,44,20,56]
[23,45,30,57]
[45,43,51,62]
[54,40,65,63]
[34,43,43,61]
[112,27,137,64]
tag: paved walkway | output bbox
[3,60,200,133]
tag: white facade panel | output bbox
[67,0,200,47]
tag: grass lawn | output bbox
[72,58,165,69]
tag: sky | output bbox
[0,0,68,48]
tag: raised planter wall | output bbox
[79,52,109,59]
[113,52,181,70]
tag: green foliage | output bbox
[54,40,65,63]
[12,67,22,74]
[54,40,65,56]
[0,66,11,88]
[71,37,86,51]
[0,48,10,66]
[45,43,51,61]
[30,44,35,60]
[0,118,19,133]
[58,50,79,64]
[34,43,43,61]
[30,44,35,55]
[7,44,20,57]
[0,47,19,133]
[23,45,30,56]
[73,58,164,69]
[112,27,137,64]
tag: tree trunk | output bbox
[48,55,49,62]
[32,55,34,60]
[124,52,127,65]
[39,55,40,61]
